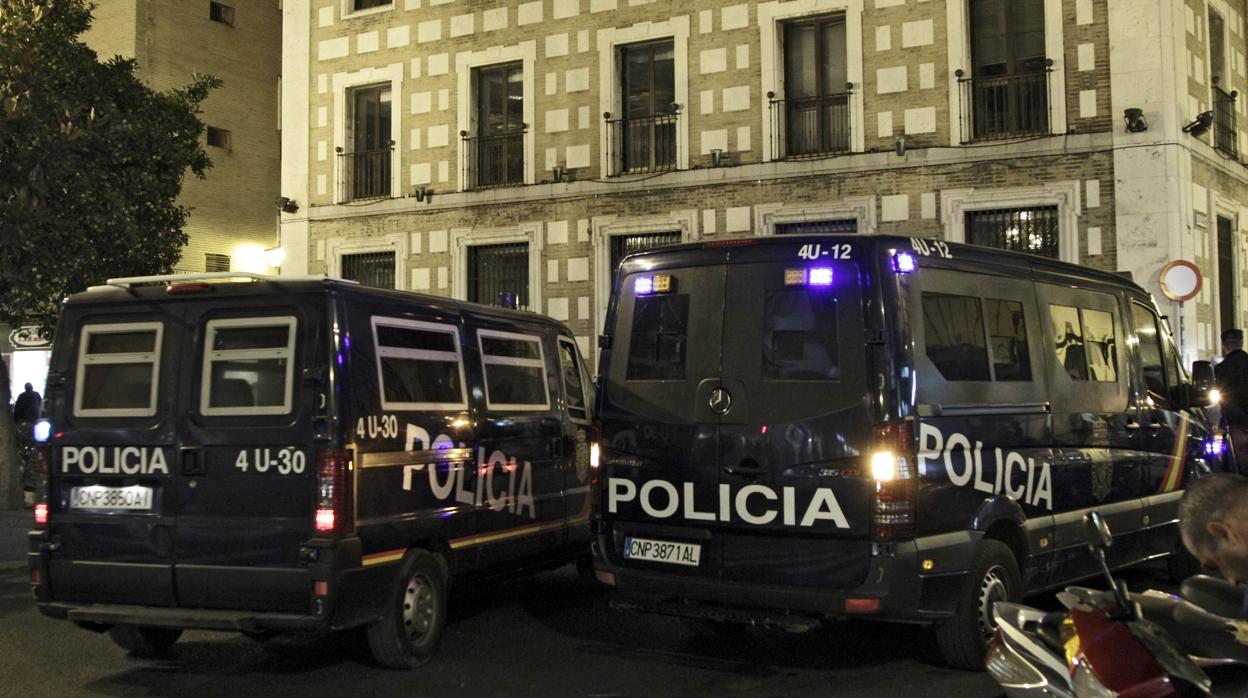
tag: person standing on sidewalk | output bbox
[11,383,40,425]
[1215,329,1248,473]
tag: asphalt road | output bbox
[0,510,1008,697]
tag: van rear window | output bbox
[75,322,163,417]
[479,329,550,410]
[201,317,297,415]
[373,318,467,411]
[923,294,990,381]
[627,295,689,380]
[762,289,840,380]
[1050,304,1118,382]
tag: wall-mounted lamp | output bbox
[413,185,432,203]
[264,247,286,268]
[1123,108,1148,133]
[553,165,566,183]
[710,148,724,167]
[1183,110,1215,138]
[276,196,299,214]
[894,136,906,157]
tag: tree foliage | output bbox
[0,0,220,329]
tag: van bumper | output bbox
[36,602,328,633]
[594,530,978,624]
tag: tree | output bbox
[0,0,220,508]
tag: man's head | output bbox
[22,383,31,393]
[1179,473,1248,584]
[1223,329,1244,356]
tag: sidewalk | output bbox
[0,508,32,563]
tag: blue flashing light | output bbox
[32,420,52,443]
[634,276,654,295]
[809,267,834,286]
[893,251,917,274]
[1204,438,1227,458]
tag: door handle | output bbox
[723,461,766,476]
[181,447,205,476]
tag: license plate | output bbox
[623,536,701,566]
[70,485,153,511]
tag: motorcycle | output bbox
[986,512,1248,697]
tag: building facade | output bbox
[280,0,1248,366]
[84,0,283,274]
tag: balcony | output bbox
[461,127,526,190]
[336,146,392,202]
[768,90,851,159]
[957,64,1052,142]
[604,110,679,176]
[1214,85,1238,159]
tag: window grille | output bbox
[965,206,1059,259]
[341,251,396,289]
[774,219,857,235]
[609,232,682,275]
[205,253,231,273]
[468,243,529,309]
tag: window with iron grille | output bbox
[965,0,1049,140]
[206,126,231,150]
[467,63,525,189]
[965,206,1059,258]
[342,84,392,201]
[613,40,677,174]
[209,2,234,25]
[777,14,850,158]
[341,251,396,289]
[774,219,857,235]
[610,231,682,276]
[1219,216,1236,335]
[205,253,231,273]
[468,243,530,309]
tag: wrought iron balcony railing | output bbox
[1214,85,1238,159]
[461,127,526,189]
[767,89,852,159]
[604,110,679,176]
[956,64,1052,142]
[336,145,393,202]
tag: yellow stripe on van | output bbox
[1158,417,1188,494]
[362,548,407,566]
[449,520,566,549]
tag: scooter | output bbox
[986,512,1248,697]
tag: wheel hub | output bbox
[402,573,435,640]
[976,565,1009,639]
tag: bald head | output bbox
[1179,474,1248,583]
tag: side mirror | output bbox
[1190,360,1216,408]
[1084,511,1113,550]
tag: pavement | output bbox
[0,507,31,563]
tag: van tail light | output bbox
[33,446,51,528]
[315,448,354,535]
[870,421,916,541]
[588,424,602,488]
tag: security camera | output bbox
[1182,111,1215,138]
[276,196,299,214]
[1123,108,1148,133]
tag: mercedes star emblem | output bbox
[709,388,733,415]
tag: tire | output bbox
[366,549,448,670]
[108,625,183,656]
[935,539,1022,671]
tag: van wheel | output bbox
[366,549,448,669]
[935,540,1021,671]
[108,625,183,656]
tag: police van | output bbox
[590,235,1213,669]
[28,272,596,668]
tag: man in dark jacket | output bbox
[1215,329,1248,473]
[12,382,41,424]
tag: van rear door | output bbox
[602,240,874,589]
[171,298,323,611]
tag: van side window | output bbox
[74,322,163,417]
[557,337,590,423]
[478,330,551,411]
[986,299,1032,381]
[627,295,689,380]
[763,289,840,380]
[201,317,297,415]
[1131,303,1169,404]
[922,293,990,381]
[1050,304,1119,382]
[373,317,468,411]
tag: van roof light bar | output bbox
[86,272,358,293]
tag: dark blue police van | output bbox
[28,273,596,668]
[590,235,1214,669]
